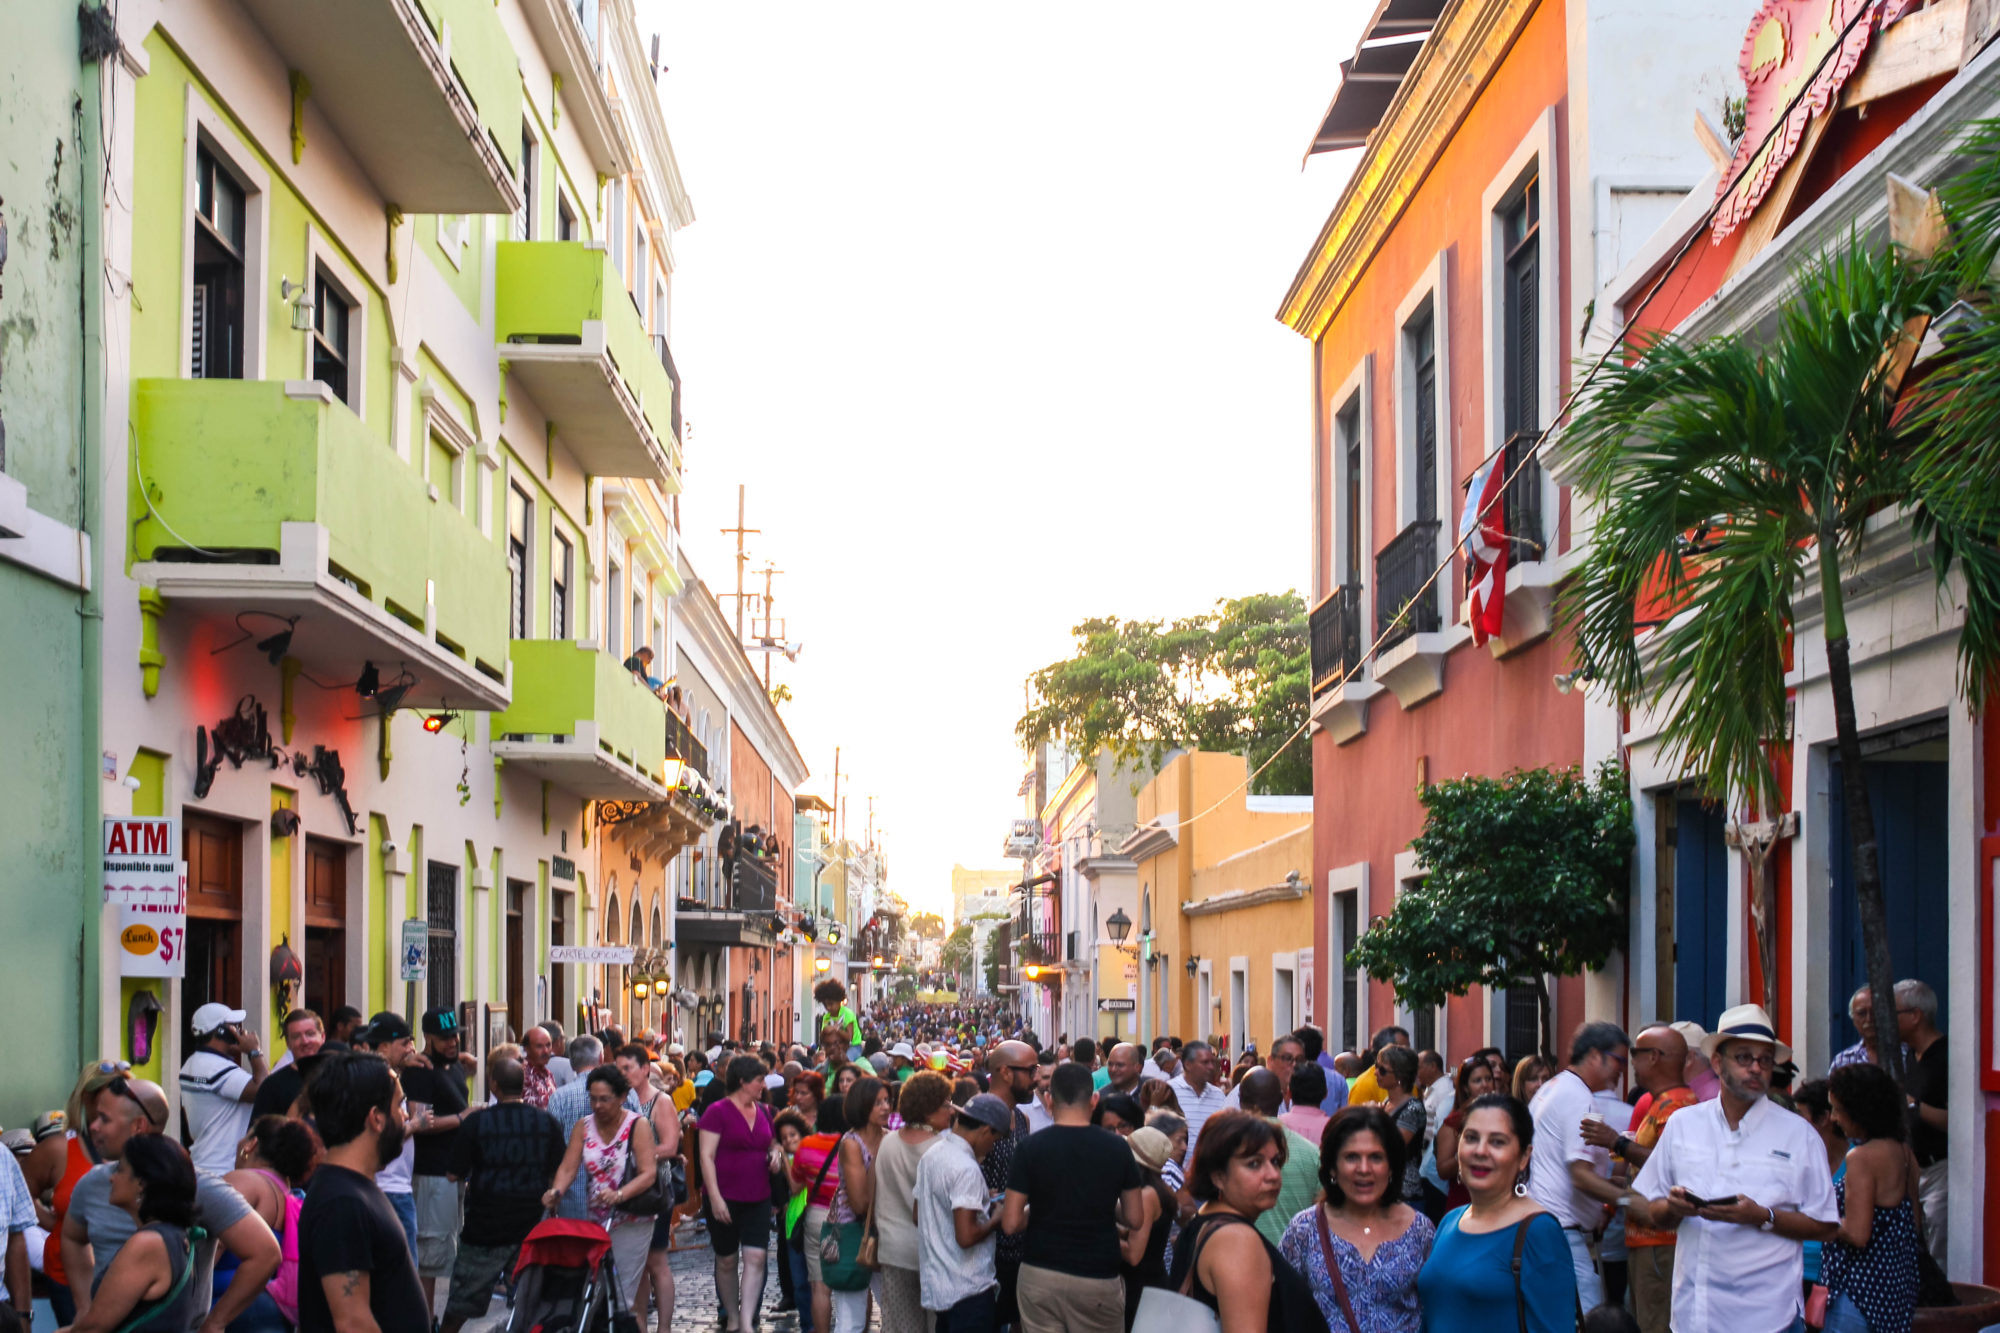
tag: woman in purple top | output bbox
[698,1055,783,1333]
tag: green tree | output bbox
[910,911,947,942]
[1016,592,1310,795]
[1561,226,2000,1081]
[1349,763,1632,1056]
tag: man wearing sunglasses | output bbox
[180,1003,271,1177]
[1525,1019,1630,1310]
[60,1076,279,1333]
[406,1008,472,1313]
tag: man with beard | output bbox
[1629,1005,1837,1333]
[983,1040,1036,1325]
[299,1051,426,1333]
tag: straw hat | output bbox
[1128,1126,1173,1174]
[1698,1003,1792,1064]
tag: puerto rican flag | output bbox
[1460,451,1508,646]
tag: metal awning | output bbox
[1305,37,1428,157]
[1360,0,1448,43]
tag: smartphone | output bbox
[1684,1193,1737,1209]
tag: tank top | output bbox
[582,1111,641,1230]
[1165,1211,1329,1333]
[93,1222,197,1333]
[1822,1172,1920,1333]
[829,1136,875,1227]
[46,1133,94,1285]
[871,1131,934,1270]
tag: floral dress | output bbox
[582,1111,642,1229]
[1279,1205,1435,1333]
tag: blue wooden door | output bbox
[1827,759,1950,1049]
[1674,798,1731,1029]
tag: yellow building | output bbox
[1122,753,1312,1059]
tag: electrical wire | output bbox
[1164,0,1894,834]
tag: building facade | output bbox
[1122,753,1312,1057]
[1285,0,1749,1064]
[0,1,106,1127]
[1579,0,2000,1281]
[68,0,711,1116]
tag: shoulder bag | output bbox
[617,1114,666,1217]
[1509,1215,1586,1333]
[1313,1207,1364,1332]
[817,1135,872,1292]
[1131,1214,1233,1333]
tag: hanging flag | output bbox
[1461,450,1509,645]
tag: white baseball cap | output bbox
[191,1002,247,1034]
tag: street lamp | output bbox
[1185,955,1202,980]
[1105,907,1138,956]
[814,957,831,973]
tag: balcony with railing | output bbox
[518,0,628,175]
[1310,584,1365,698]
[495,242,682,490]
[1019,932,1062,969]
[490,641,673,800]
[665,710,708,780]
[653,336,684,447]
[1375,521,1441,649]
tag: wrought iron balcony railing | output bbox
[1375,521,1442,649]
[1310,583,1365,697]
[1019,931,1061,965]
[665,710,707,779]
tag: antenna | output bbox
[719,484,760,642]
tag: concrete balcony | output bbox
[130,379,510,708]
[239,0,522,214]
[490,640,673,800]
[516,0,631,176]
[495,242,682,491]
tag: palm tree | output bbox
[1559,232,2000,1085]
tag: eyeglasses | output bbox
[1727,1051,1776,1070]
[1005,1064,1036,1074]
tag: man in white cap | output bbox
[1627,1004,1838,1333]
[180,1002,270,1175]
[889,1041,918,1083]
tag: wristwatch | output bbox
[1760,1207,1778,1233]
[1614,1134,1635,1160]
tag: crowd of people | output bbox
[0,972,1951,1333]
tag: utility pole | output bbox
[752,561,785,688]
[719,484,759,642]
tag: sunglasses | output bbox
[106,1078,169,1129]
[94,1060,133,1075]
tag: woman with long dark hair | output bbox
[1822,1064,1920,1333]
[68,1135,201,1333]
[1415,1094,1577,1332]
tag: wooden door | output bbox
[506,881,528,1031]
[183,812,243,1013]
[303,838,348,1018]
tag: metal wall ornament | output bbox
[293,746,357,835]
[194,696,280,797]
[598,798,655,827]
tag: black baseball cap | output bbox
[421,1008,460,1037]
[364,1012,413,1045]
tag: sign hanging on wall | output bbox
[118,864,187,978]
[103,817,180,907]
[400,919,429,983]
[549,945,634,966]
[1299,948,1316,1026]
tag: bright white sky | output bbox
[644,4,1366,918]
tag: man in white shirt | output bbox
[178,1003,270,1175]
[1629,1004,1838,1333]
[1525,1020,1629,1309]
[1020,1055,1056,1134]
[1418,1050,1453,1149]
[1166,1041,1227,1156]
[915,1094,1011,1328]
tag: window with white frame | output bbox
[1501,178,1541,441]
[1481,116,1556,567]
[191,143,248,380]
[1337,396,1364,589]
[607,561,623,655]
[508,485,533,640]
[557,192,578,242]
[310,265,354,404]
[607,181,625,278]
[1404,301,1440,528]
[437,214,468,268]
[428,432,464,513]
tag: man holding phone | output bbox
[1628,1005,1838,1332]
[179,1003,271,1175]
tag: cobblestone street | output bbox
[455,1233,872,1333]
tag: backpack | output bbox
[266,1186,305,1323]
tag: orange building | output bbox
[1281,0,1748,1059]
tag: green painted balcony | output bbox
[490,640,675,800]
[494,241,683,490]
[239,0,522,214]
[130,379,511,709]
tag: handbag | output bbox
[1131,1215,1230,1333]
[617,1115,666,1217]
[1804,1283,1829,1329]
[1508,1216,1587,1333]
[857,1201,880,1271]
[1313,1207,1364,1333]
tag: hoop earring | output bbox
[1514,1172,1530,1198]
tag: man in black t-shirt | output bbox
[298,1052,427,1333]
[440,1054,565,1333]
[407,1008,473,1310]
[251,1009,326,1120]
[1000,1062,1143,1333]
[1895,978,1950,1263]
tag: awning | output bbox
[1304,37,1428,158]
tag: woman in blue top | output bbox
[1416,1093,1578,1333]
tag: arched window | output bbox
[606,890,620,942]
[651,905,662,949]
[630,899,643,951]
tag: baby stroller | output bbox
[503,1220,639,1333]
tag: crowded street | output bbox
[10,0,2000,1329]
